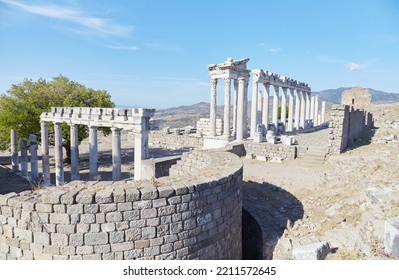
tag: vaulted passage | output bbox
[242,208,263,260]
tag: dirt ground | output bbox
[243,103,399,259]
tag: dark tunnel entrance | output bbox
[242,208,263,260]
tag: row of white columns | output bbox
[40,122,147,186]
[249,85,326,137]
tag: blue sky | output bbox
[0,0,398,109]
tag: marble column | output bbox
[287,88,295,132]
[70,124,80,181]
[314,95,319,126]
[310,96,315,122]
[29,134,39,181]
[305,92,311,121]
[257,90,263,125]
[250,80,258,138]
[236,77,245,141]
[272,85,279,130]
[10,130,18,172]
[321,101,326,123]
[134,116,150,180]
[210,78,217,136]
[262,84,270,128]
[232,80,238,137]
[281,87,288,130]
[300,91,306,128]
[112,127,122,181]
[20,139,28,177]
[243,79,249,137]
[89,125,98,181]
[294,89,301,130]
[223,78,231,137]
[54,122,64,186]
[40,121,50,186]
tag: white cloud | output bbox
[269,47,281,53]
[345,62,364,72]
[0,0,133,36]
[258,42,266,47]
[105,44,139,51]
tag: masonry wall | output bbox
[0,150,242,260]
[328,105,373,155]
[243,142,297,160]
[149,131,204,150]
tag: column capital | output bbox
[111,127,123,132]
[210,78,218,87]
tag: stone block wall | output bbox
[196,118,222,136]
[328,105,373,155]
[243,142,297,160]
[149,131,204,150]
[169,150,209,176]
[0,150,242,260]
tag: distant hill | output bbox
[314,87,399,104]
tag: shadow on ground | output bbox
[242,180,304,260]
[0,165,31,195]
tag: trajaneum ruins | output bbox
[0,58,398,260]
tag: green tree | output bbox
[0,75,114,161]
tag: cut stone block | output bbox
[292,241,330,260]
[270,157,283,164]
[384,216,399,259]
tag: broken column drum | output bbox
[40,107,155,186]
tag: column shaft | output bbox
[314,95,319,126]
[305,92,311,120]
[232,80,238,137]
[236,78,245,141]
[29,134,39,181]
[310,96,315,122]
[223,79,231,137]
[272,86,279,130]
[112,128,122,181]
[321,101,326,123]
[257,90,263,125]
[250,81,258,138]
[54,122,64,186]
[134,116,150,180]
[10,130,18,172]
[300,91,306,128]
[20,139,28,177]
[89,126,98,180]
[40,121,51,186]
[70,124,80,181]
[209,79,217,136]
[262,84,270,128]
[243,79,249,137]
[281,88,288,130]
[287,88,294,132]
[294,89,301,130]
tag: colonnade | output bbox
[208,58,326,142]
[208,58,250,141]
[40,107,154,186]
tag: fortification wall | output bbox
[0,150,242,260]
[149,131,204,149]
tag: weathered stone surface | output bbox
[292,241,330,260]
[384,216,399,259]
[85,232,108,246]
